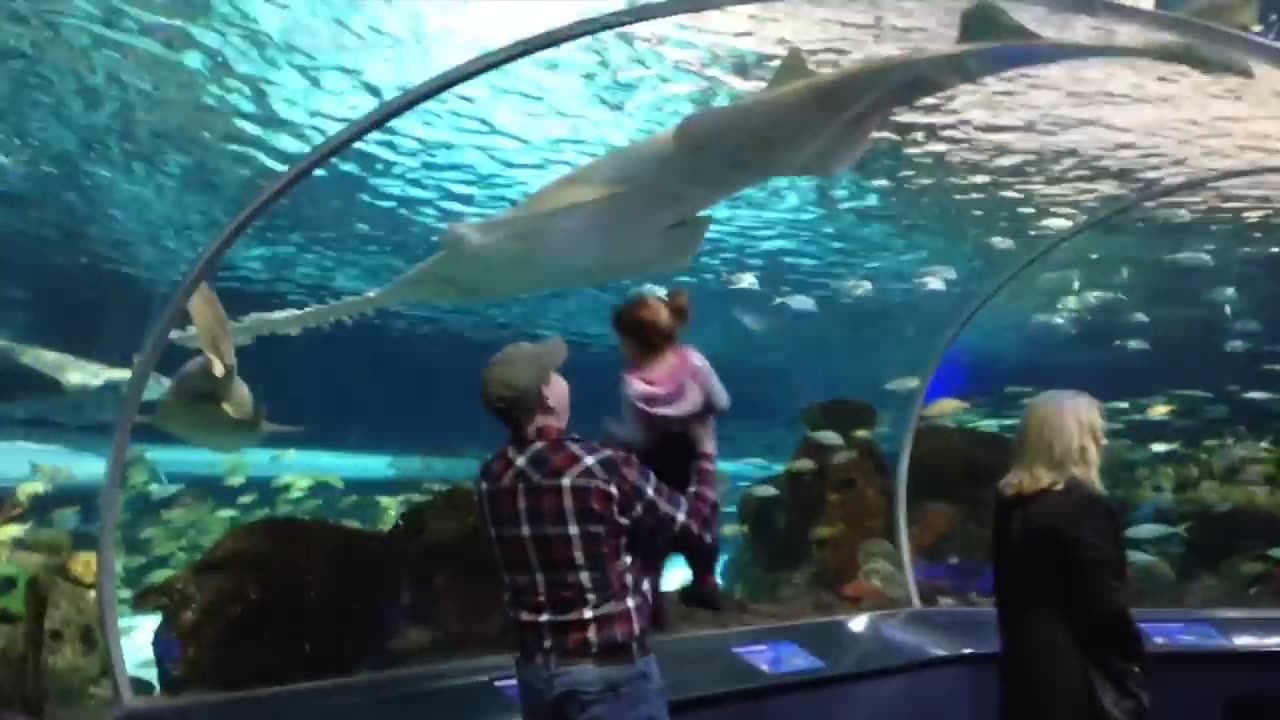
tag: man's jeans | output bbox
[515,653,670,720]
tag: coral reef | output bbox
[130,483,507,693]
[0,533,111,717]
[2,386,1279,704]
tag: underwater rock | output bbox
[0,573,111,716]
[730,428,893,599]
[388,485,505,654]
[907,425,1013,525]
[838,558,910,610]
[909,501,962,560]
[42,576,109,709]
[0,570,46,716]
[61,552,95,589]
[736,483,789,574]
[1182,505,1280,571]
[1127,553,1180,606]
[812,483,892,595]
[799,398,877,437]
[858,538,901,569]
[132,516,406,692]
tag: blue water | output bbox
[1,0,1279,704]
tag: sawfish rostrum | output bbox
[170,1,1250,349]
[143,282,300,452]
[0,338,171,426]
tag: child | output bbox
[608,288,729,624]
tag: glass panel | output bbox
[907,170,1280,609]
[8,0,1260,709]
[0,162,180,715]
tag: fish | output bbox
[914,275,948,292]
[805,430,845,448]
[1124,522,1191,540]
[1126,549,1163,565]
[884,376,921,392]
[785,458,819,473]
[774,294,818,312]
[746,484,780,498]
[1163,251,1215,267]
[921,397,971,418]
[167,0,1252,350]
[836,279,874,297]
[140,283,302,453]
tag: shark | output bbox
[168,0,1252,350]
[140,282,301,452]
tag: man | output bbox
[476,336,719,720]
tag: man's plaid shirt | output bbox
[476,425,718,658]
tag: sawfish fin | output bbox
[186,282,237,380]
[765,47,817,91]
[957,1,1043,43]
[218,377,256,421]
[955,1,1250,77]
[169,289,385,350]
[255,403,302,434]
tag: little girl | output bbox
[609,288,729,623]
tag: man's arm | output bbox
[612,449,718,544]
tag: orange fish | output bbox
[838,578,885,603]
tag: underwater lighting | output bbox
[923,346,971,404]
[659,552,730,592]
[846,614,872,633]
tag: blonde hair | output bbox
[998,390,1105,497]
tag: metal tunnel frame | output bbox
[893,164,1280,607]
[92,0,1280,704]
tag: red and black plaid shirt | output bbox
[476,425,718,658]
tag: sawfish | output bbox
[141,282,301,452]
[0,338,171,426]
[169,0,1251,349]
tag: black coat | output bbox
[992,481,1147,720]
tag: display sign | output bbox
[1140,622,1231,648]
[731,640,826,675]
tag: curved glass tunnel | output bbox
[0,0,1275,716]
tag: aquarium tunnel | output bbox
[1,0,1280,717]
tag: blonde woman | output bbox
[992,390,1148,720]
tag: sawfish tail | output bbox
[1140,40,1253,78]
[169,290,386,349]
[956,0,1252,79]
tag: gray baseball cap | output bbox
[481,336,568,416]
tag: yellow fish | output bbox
[921,397,971,418]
